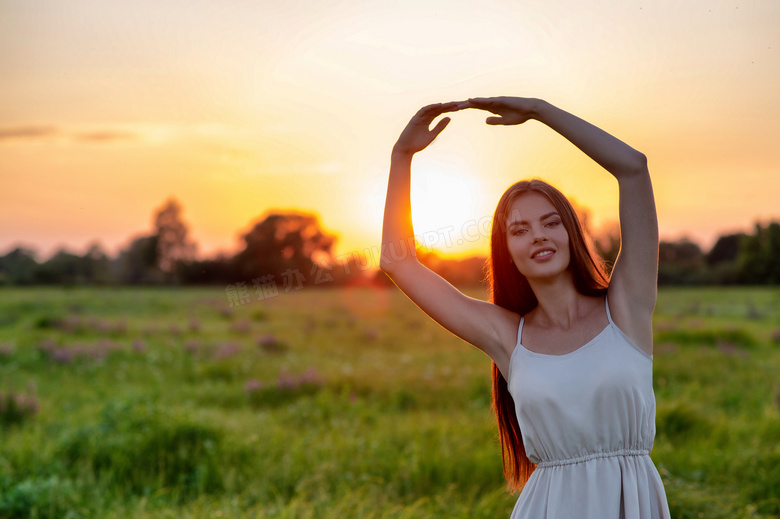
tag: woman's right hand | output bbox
[392,102,463,157]
[465,96,541,126]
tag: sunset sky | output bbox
[2,0,778,264]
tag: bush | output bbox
[56,400,252,503]
[0,475,78,519]
[0,388,39,428]
[656,403,708,440]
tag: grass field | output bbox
[0,285,779,518]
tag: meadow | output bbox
[0,285,778,518]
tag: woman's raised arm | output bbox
[467,97,659,354]
[379,103,520,376]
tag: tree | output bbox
[153,199,196,274]
[112,235,162,285]
[231,212,336,286]
[33,242,112,285]
[35,249,84,284]
[82,242,112,284]
[111,199,197,285]
[0,247,38,285]
[658,239,705,285]
[707,234,745,266]
[738,221,780,284]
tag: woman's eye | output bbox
[545,221,560,228]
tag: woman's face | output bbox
[505,192,570,280]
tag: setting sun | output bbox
[410,158,486,257]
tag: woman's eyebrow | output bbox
[508,211,560,227]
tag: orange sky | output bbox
[1,1,779,263]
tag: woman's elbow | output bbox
[378,239,418,274]
[379,257,395,274]
[631,151,649,174]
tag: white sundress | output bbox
[506,297,671,518]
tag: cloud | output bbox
[0,126,60,141]
[0,125,139,145]
[73,131,137,143]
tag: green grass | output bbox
[0,285,779,518]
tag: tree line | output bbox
[0,200,345,288]
[1,199,779,287]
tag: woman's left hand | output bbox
[392,102,463,157]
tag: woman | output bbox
[380,97,671,518]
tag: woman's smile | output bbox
[531,248,556,260]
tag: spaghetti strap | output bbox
[604,295,614,325]
[516,316,525,346]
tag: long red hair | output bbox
[485,179,609,492]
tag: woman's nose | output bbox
[532,226,548,243]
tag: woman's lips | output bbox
[531,249,556,261]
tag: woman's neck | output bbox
[527,273,594,330]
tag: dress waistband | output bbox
[536,449,650,468]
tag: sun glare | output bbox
[410,160,484,257]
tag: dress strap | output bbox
[603,295,653,360]
[604,295,614,325]
[516,316,525,346]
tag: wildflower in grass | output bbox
[37,338,58,356]
[0,342,14,358]
[298,367,323,388]
[717,340,737,356]
[43,340,119,364]
[60,315,84,333]
[771,329,780,344]
[87,345,106,362]
[214,342,241,360]
[51,348,75,364]
[219,307,234,320]
[188,318,201,332]
[184,339,201,355]
[362,327,379,341]
[89,317,125,335]
[95,318,113,334]
[276,369,298,390]
[119,320,129,334]
[257,334,288,354]
[231,319,251,334]
[244,379,263,394]
[276,367,324,391]
[169,323,183,336]
[132,339,147,353]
